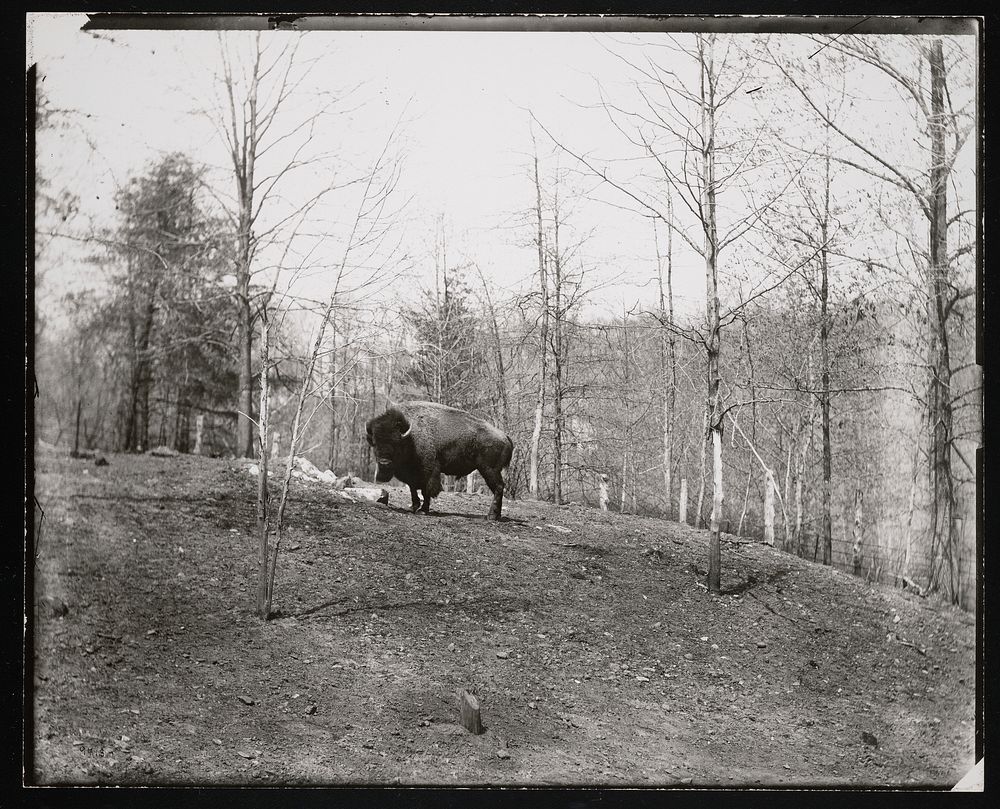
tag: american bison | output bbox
[365,401,514,520]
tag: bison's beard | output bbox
[375,465,394,483]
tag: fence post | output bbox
[679,478,688,524]
[193,414,205,455]
[763,469,775,546]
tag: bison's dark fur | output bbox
[365,401,514,520]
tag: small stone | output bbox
[861,732,878,747]
[497,748,510,760]
[496,651,509,659]
[238,695,255,706]
[756,641,767,648]
[448,643,456,652]
[305,705,317,715]
[684,653,694,661]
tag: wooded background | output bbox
[33,27,979,609]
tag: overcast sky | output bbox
[29,15,977,329]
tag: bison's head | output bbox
[365,408,412,483]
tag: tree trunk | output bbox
[679,478,688,524]
[599,474,609,511]
[551,184,564,506]
[926,38,957,602]
[698,33,724,593]
[819,144,834,567]
[235,224,255,458]
[254,312,271,619]
[328,319,339,471]
[529,138,549,500]
[654,210,676,520]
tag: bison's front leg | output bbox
[408,485,422,513]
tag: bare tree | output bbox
[773,35,976,601]
[528,132,550,499]
[207,33,360,458]
[254,119,406,619]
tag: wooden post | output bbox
[73,398,82,457]
[852,488,864,576]
[679,478,688,524]
[270,431,281,462]
[598,474,609,511]
[193,414,205,455]
[458,690,483,735]
[763,469,775,546]
[467,470,479,494]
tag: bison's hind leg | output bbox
[409,485,421,513]
[480,467,505,521]
[424,468,443,499]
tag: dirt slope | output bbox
[29,447,977,787]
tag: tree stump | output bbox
[458,690,483,734]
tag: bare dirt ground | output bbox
[29,446,977,788]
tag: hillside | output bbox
[30,446,977,787]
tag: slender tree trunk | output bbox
[551,184,564,506]
[654,209,676,519]
[73,398,82,457]
[134,287,157,453]
[328,318,339,470]
[620,305,631,514]
[818,139,834,567]
[679,478,688,524]
[699,33,724,593]
[619,450,628,514]
[783,440,793,549]
[902,447,920,579]
[529,145,549,499]
[254,312,271,619]
[226,46,260,460]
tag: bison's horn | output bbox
[400,424,412,438]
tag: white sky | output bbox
[28,15,977,330]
